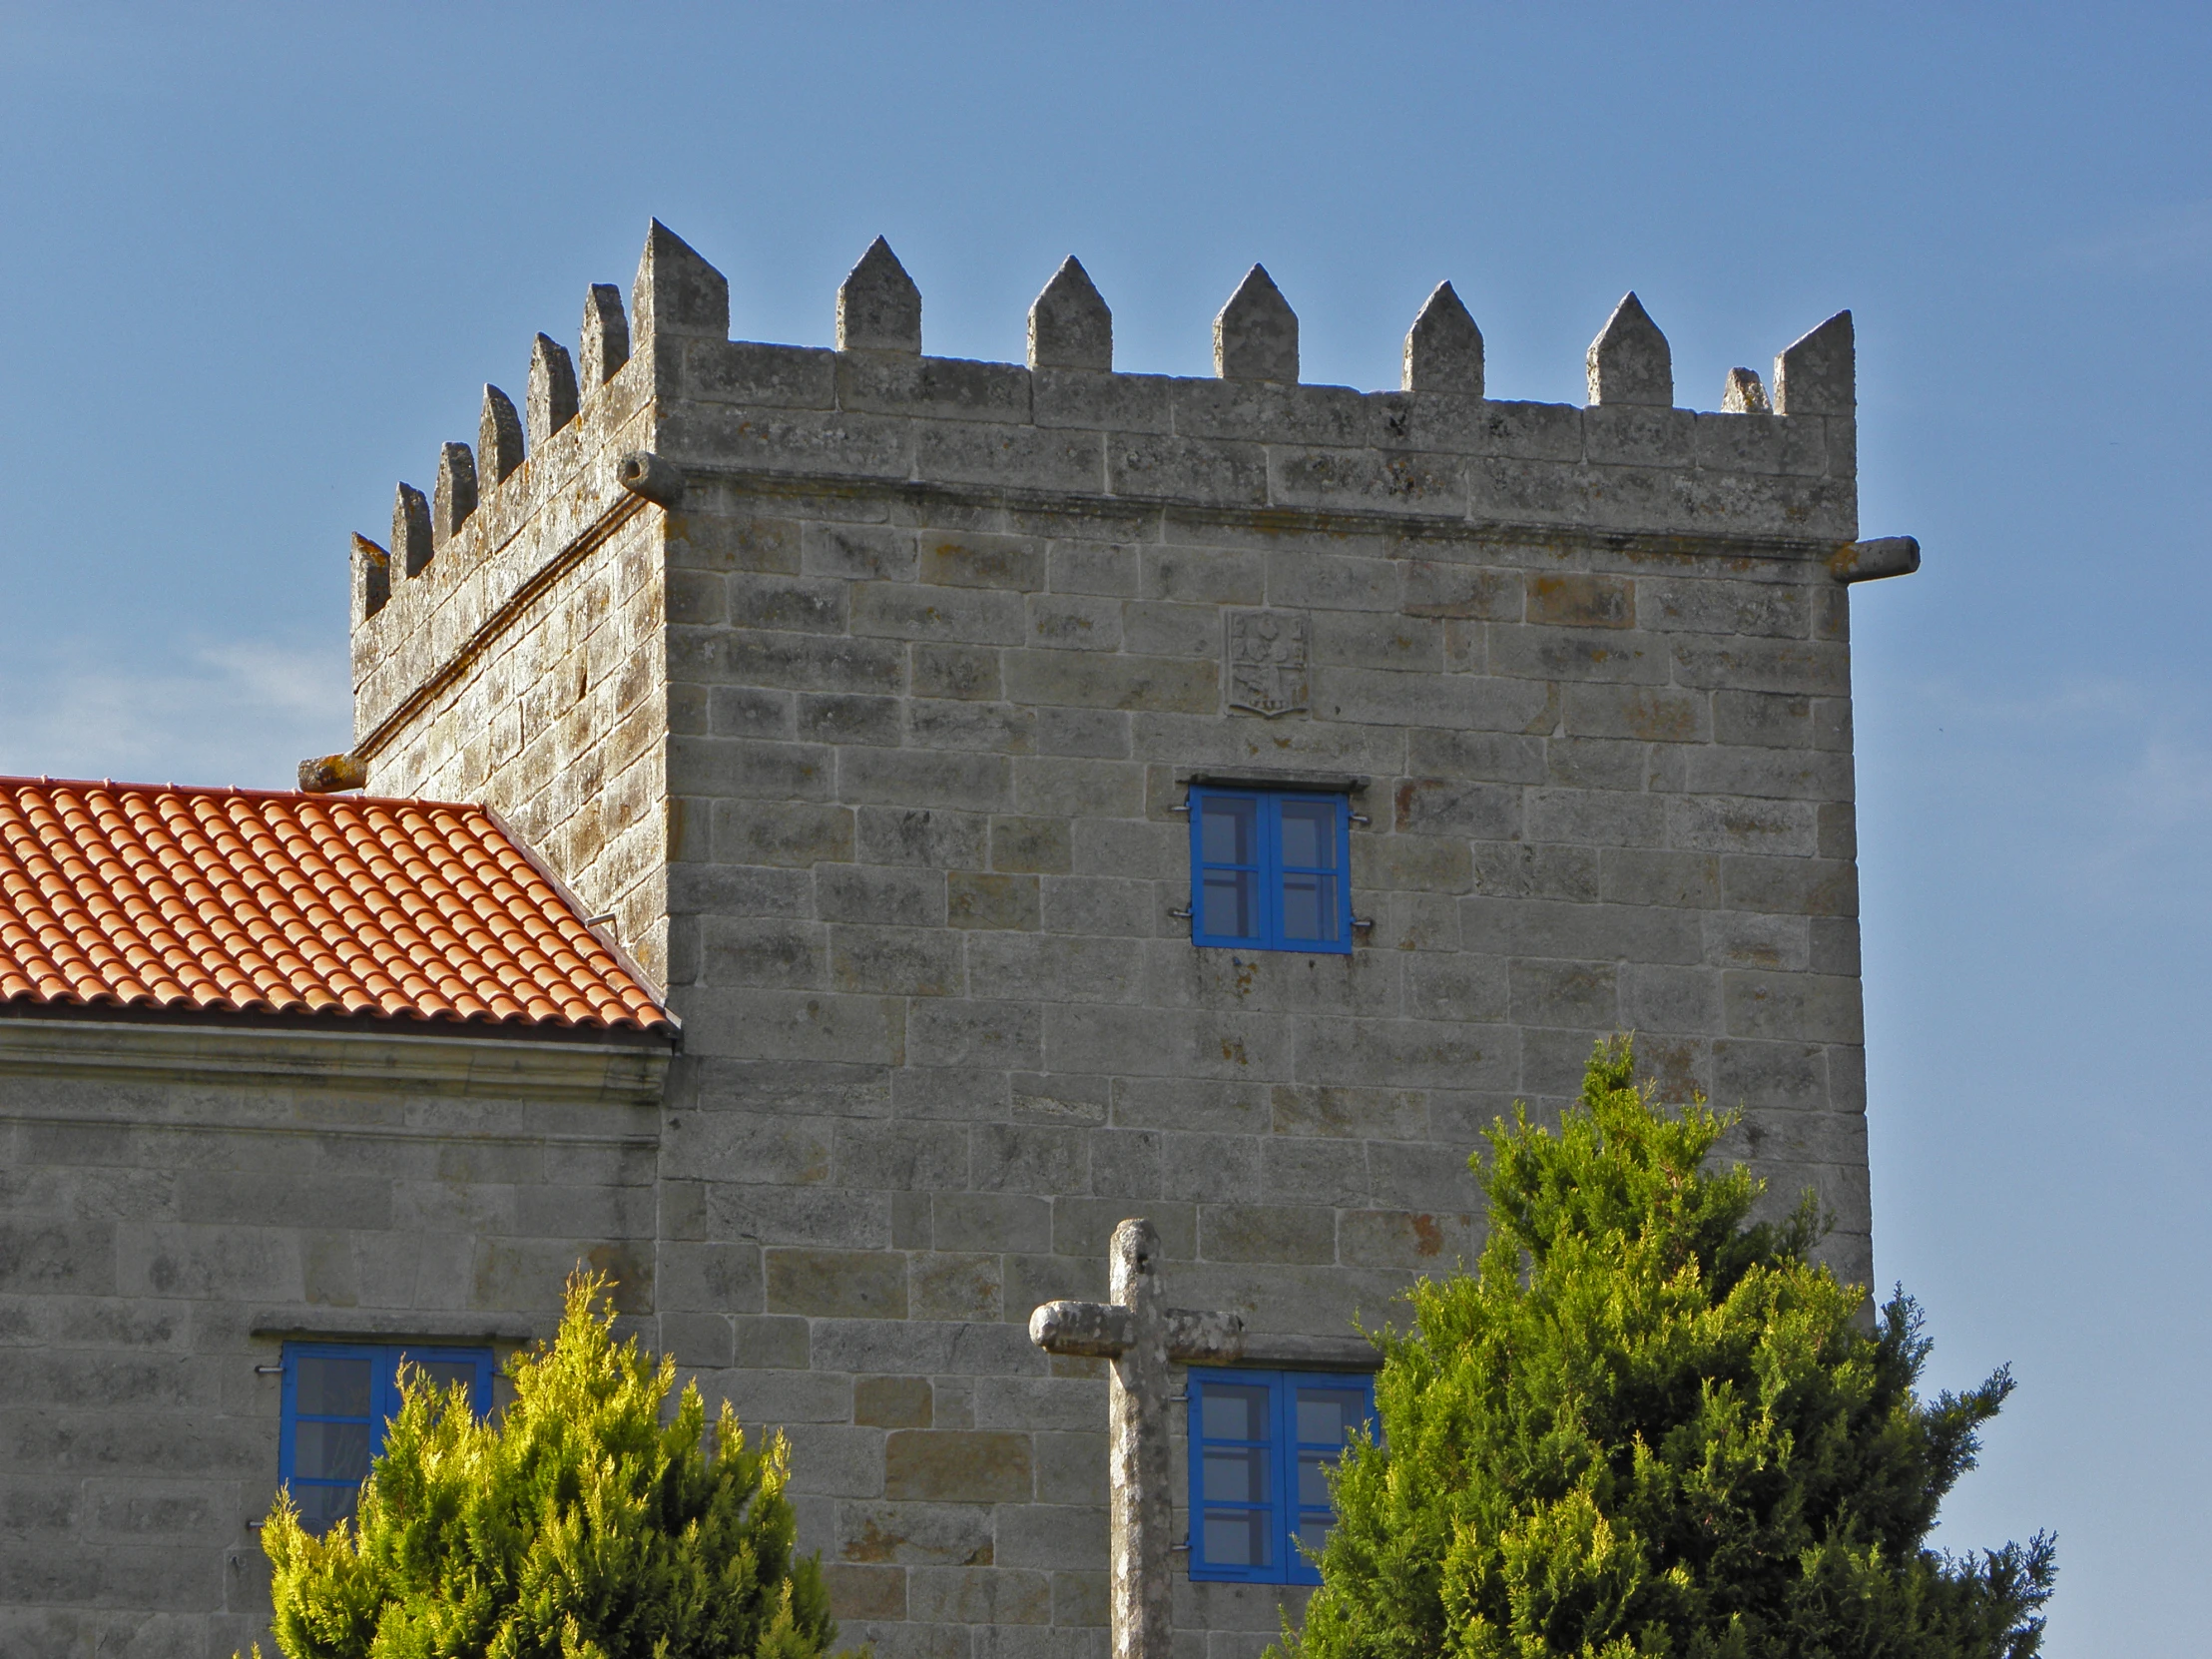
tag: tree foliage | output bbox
[1292,1037,2054,1659]
[250,1273,838,1659]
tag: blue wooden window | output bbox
[1187,1369,1377,1584]
[278,1342,494,1531]
[1188,788,1353,954]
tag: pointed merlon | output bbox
[350,532,390,621]
[1773,310,1854,417]
[581,283,631,393]
[1586,292,1672,407]
[1028,256,1113,371]
[432,442,477,549]
[527,333,579,448]
[1401,280,1482,396]
[632,219,730,344]
[1214,265,1298,383]
[479,385,524,487]
[1721,367,1771,414]
[391,482,432,577]
[837,237,921,353]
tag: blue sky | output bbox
[2,4,2205,1646]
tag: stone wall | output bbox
[0,1021,664,1659]
[653,492,1868,1659]
[342,221,1896,1659]
[351,335,672,988]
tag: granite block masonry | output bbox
[0,1019,667,1659]
[337,220,1912,1659]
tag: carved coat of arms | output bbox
[1225,609,1310,717]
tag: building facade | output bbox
[0,220,1911,1657]
[0,786,673,1658]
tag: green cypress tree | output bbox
[1292,1037,2054,1659]
[248,1273,840,1659]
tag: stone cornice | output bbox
[0,1016,669,1105]
[249,1307,544,1342]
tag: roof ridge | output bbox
[0,774,486,814]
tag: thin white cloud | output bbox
[1878,672,2212,912]
[1898,673,2145,732]
[0,637,350,791]
[2106,729,2212,857]
[2049,200,2212,276]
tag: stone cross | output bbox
[1029,1218,1247,1659]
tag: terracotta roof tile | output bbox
[0,778,672,1038]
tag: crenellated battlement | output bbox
[350,225,1862,588]
[633,221,1858,543]
[350,221,1868,734]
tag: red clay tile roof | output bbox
[0,777,671,1037]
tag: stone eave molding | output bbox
[1226,1331,1383,1373]
[249,1308,542,1343]
[657,454,1857,563]
[0,1015,669,1105]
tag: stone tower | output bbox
[345,221,1911,1652]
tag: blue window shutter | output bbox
[276,1350,296,1490]
[1282,1372,1377,1584]
[1187,1369,1376,1584]
[280,1343,380,1532]
[374,1357,401,1449]
[1187,1369,1282,1582]
[278,1342,495,1532]
[1191,790,1264,947]
[1189,790,1353,955]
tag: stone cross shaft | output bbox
[1029,1218,1245,1659]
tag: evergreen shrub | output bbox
[1292,1036,2055,1659]
[247,1272,838,1659]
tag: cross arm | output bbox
[1028,1300,1248,1364]
[1030,1299,1132,1357]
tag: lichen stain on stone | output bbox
[586,1242,653,1313]
[841,1519,899,1563]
